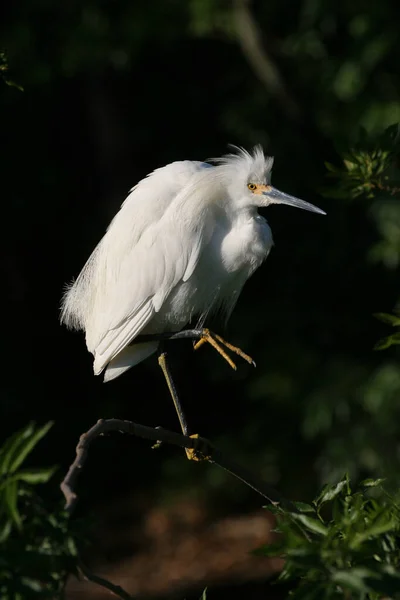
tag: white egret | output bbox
[61,146,325,440]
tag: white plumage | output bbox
[61,146,324,381]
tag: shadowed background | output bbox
[1,0,400,597]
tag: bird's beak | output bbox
[262,186,326,215]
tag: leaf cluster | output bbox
[0,423,80,599]
[0,50,23,91]
[259,475,400,599]
[374,313,400,351]
[324,124,400,200]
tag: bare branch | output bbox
[61,418,296,515]
[233,0,299,119]
[61,419,192,514]
[61,419,297,598]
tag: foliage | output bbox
[324,124,400,200]
[0,423,79,599]
[259,475,400,599]
[0,422,55,535]
[323,124,400,268]
[374,312,400,350]
[322,125,400,354]
[0,50,23,91]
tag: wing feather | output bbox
[93,300,154,374]
[61,160,218,375]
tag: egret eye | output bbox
[247,183,257,191]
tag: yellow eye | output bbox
[247,183,257,191]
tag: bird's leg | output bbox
[135,329,256,370]
[157,349,188,437]
[157,347,205,461]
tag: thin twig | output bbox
[61,418,296,514]
[78,560,133,600]
[233,0,299,120]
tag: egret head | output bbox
[214,145,325,215]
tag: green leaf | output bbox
[293,502,315,513]
[0,467,56,494]
[289,513,328,536]
[351,517,398,547]
[16,467,57,485]
[66,536,78,557]
[0,474,21,493]
[0,424,35,474]
[374,336,395,350]
[360,477,386,488]
[314,476,349,507]
[263,503,284,515]
[19,577,43,592]
[0,519,12,542]
[324,161,341,173]
[375,333,400,350]
[387,332,400,342]
[4,79,24,92]
[331,568,374,593]
[5,480,21,529]
[343,159,357,171]
[199,588,207,600]
[373,312,400,326]
[8,422,53,474]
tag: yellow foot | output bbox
[193,328,256,370]
[185,433,213,461]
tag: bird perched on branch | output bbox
[61,146,324,390]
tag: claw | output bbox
[193,328,255,370]
[185,434,212,461]
[212,332,255,367]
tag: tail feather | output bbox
[102,342,158,382]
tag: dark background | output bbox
[2,0,400,597]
